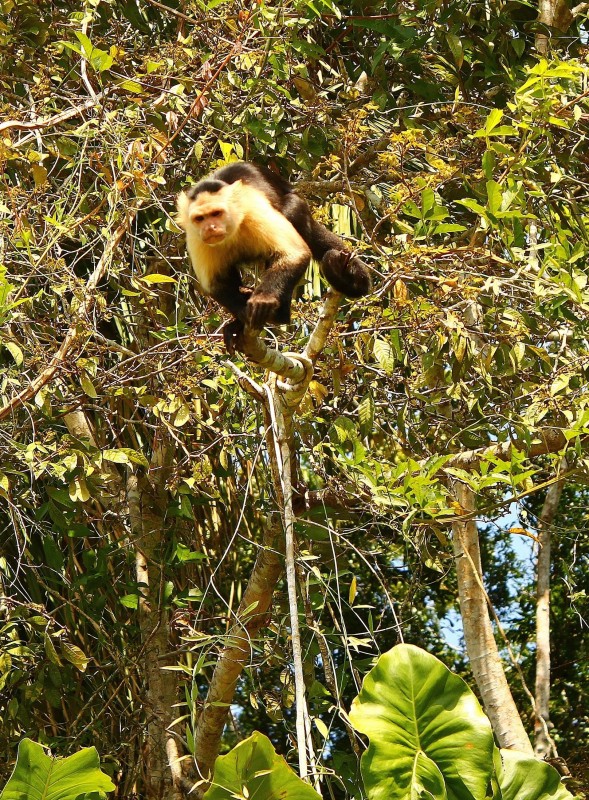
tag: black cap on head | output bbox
[186,179,228,199]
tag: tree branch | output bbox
[192,523,284,794]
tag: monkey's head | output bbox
[177,180,244,246]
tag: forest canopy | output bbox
[0,0,588,798]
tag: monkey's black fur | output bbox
[188,162,371,298]
[182,162,371,349]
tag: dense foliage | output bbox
[1,0,588,796]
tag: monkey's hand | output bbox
[245,291,280,328]
[222,318,245,355]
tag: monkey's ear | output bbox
[176,191,190,229]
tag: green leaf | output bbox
[349,644,494,800]
[0,738,114,800]
[202,732,321,800]
[61,641,90,672]
[482,150,495,179]
[142,273,177,284]
[446,33,464,68]
[3,341,23,366]
[487,180,503,214]
[456,198,489,218]
[485,108,503,133]
[117,79,143,94]
[74,31,114,72]
[497,749,573,800]
[173,404,191,427]
[421,187,435,216]
[373,338,396,374]
[103,448,149,468]
[80,372,98,399]
[358,394,375,437]
[330,416,357,443]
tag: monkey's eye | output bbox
[193,215,204,223]
[210,210,223,218]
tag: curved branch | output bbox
[192,524,284,792]
[237,327,309,382]
[0,91,108,134]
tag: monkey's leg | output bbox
[283,194,371,298]
[246,254,309,328]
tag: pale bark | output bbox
[193,290,342,793]
[535,468,566,758]
[128,436,184,800]
[266,384,316,783]
[536,0,588,54]
[192,522,283,790]
[238,328,311,383]
[451,481,534,754]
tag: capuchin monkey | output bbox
[176,162,371,351]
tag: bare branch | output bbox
[192,524,284,793]
[444,427,568,471]
[0,92,108,134]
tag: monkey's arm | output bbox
[206,266,253,353]
[247,250,310,328]
[208,264,251,320]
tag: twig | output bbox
[0,92,107,133]
[0,205,144,422]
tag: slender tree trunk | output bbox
[128,436,184,800]
[536,0,587,53]
[535,470,566,758]
[451,481,534,754]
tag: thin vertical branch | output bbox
[535,461,566,758]
[265,384,316,783]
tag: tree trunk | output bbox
[128,436,184,800]
[536,0,586,54]
[451,481,534,754]
[535,470,566,758]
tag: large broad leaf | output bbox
[202,732,321,800]
[0,738,115,799]
[496,749,574,800]
[348,644,494,800]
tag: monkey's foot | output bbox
[222,318,245,355]
[321,249,371,298]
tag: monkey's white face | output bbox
[177,186,241,246]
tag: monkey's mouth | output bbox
[202,232,225,244]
